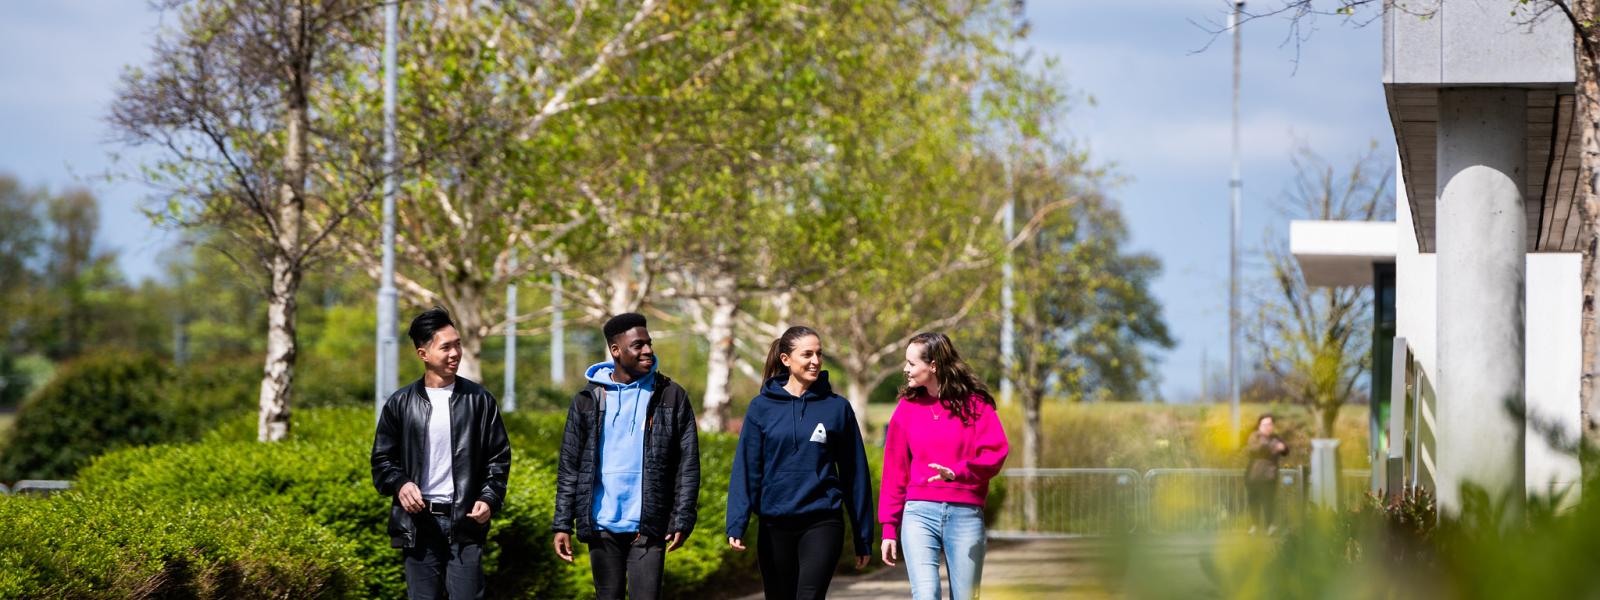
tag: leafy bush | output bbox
[0,353,250,481]
[0,491,363,598]
[75,407,793,599]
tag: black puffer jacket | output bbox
[552,373,700,542]
[371,377,512,548]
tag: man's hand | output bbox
[927,463,957,482]
[728,537,746,551]
[397,482,425,513]
[880,539,899,567]
[467,501,491,524]
[553,532,574,563]
[855,555,871,569]
[666,531,688,552]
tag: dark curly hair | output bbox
[897,332,994,425]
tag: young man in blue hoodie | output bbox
[552,313,700,600]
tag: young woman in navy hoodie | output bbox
[726,326,875,600]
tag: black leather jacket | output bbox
[371,377,512,548]
[552,373,700,542]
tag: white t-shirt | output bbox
[420,383,456,503]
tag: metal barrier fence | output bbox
[2,480,71,497]
[991,468,1141,537]
[992,467,1314,538]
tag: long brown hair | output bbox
[897,332,995,425]
[763,326,821,381]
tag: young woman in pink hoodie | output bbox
[878,332,1009,600]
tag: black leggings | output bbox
[756,511,844,600]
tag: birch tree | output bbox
[111,0,379,441]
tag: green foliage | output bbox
[0,353,248,481]
[0,491,363,598]
[75,407,788,598]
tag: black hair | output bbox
[1257,414,1276,427]
[604,312,648,344]
[763,326,820,381]
[408,306,455,348]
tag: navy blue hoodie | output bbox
[725,371,874,557]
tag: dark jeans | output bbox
[589,530,666,600]
[757,511,844,600]
[1245,479,1278,527]
[403,512,484,600]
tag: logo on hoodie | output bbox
[809,423,828,443]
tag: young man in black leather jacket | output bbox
[372,307,512,600]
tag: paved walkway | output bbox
[734,536,1220,599]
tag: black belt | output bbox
[427,501,452,516]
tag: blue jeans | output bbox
[901,500,986,600]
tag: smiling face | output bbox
[417,325,462,379]
[610,326,655,379]
[780,334,822,388]
[903,342,936,391]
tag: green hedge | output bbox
[16,405,885,599]
[0,353,251,481]
[72,407,786,599]
[0,492,363,598]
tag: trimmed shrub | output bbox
[0,492,363,598]
[0,353,251,481]
[67,406,878,598]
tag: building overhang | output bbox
[1384,1,1578,253]
[1290,220,1397,287]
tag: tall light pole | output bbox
[1228,0,1244,439]
[375,0,400,416]
[1000,197,1016,407]
[551,270,566,387]
[504,256,518,412]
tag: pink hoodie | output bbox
[878,394,1010,541]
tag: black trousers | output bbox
[757,511,844,600]
[589,531,666,600]
[1245,479,1278,527]
[403,512,484,600]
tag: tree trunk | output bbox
[1021,388,1044,530]
[1576,0,1600,473]
[259,249,300,442]
[450,285,487,382]
[846,376,871,440]
[607,256,639,316]
[259,89,305,444]
[259,31,308,443]
[700,278,738,432]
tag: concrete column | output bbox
[1434,88,1526,514]
[1309,438,1342,509]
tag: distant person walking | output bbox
[1244,414,1288,534]
[879,332,1009,600]
[727,326,874,600]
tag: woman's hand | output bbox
[880,539,899,567]
[728,537,746,551]
[927,463,957,482]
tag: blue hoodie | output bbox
[726,371,874,557]
[586,360,656,533]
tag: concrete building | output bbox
[1291,1,1583,511]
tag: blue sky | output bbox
[0,1,1392,402]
